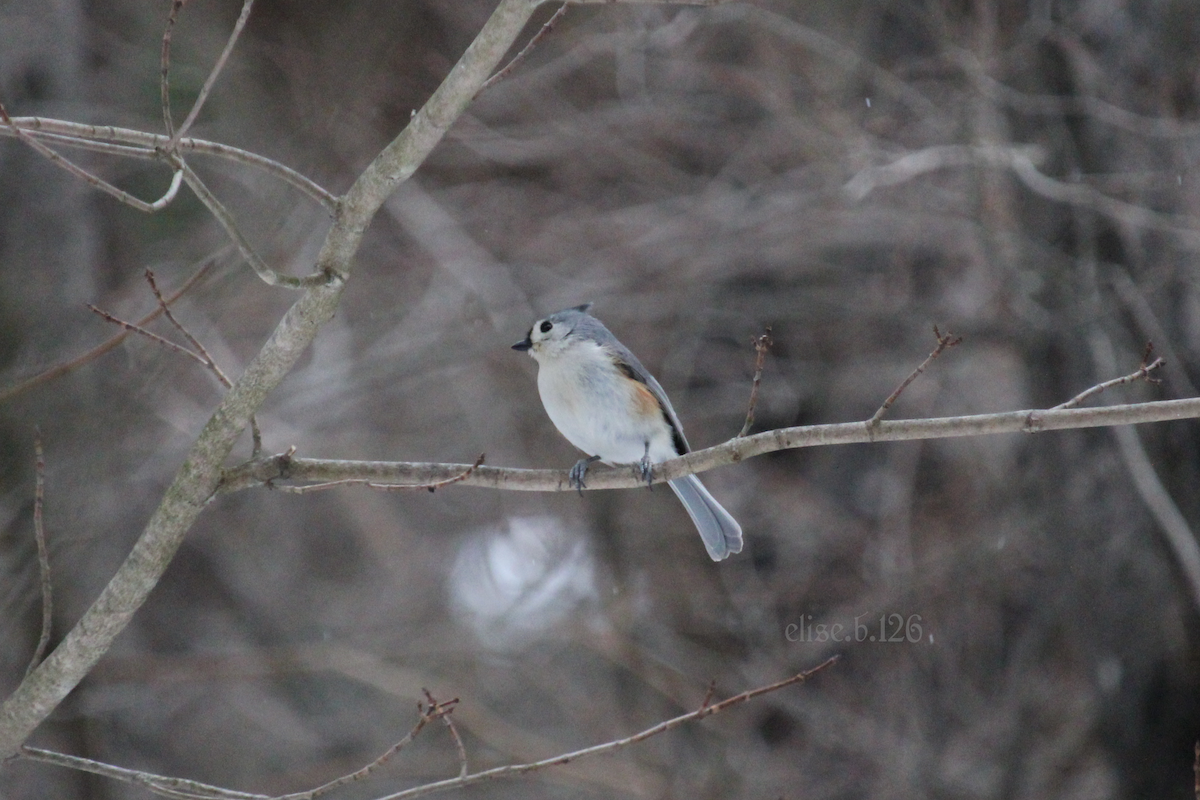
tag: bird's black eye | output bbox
[540,320,553,333]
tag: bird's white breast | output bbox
[535,340,675,464]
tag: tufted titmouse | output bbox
[513,304,743,561]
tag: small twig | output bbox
[738,326,773,437]
[422,690,468,777]
[25,429,53,678]
[3,117,338,213]
[1052,343,1165,410]
[279,454,486,495]
[442,706,468,778]
[21,746,266,800]
[0,101,181,212]
[700,679,717,709]
[169,0,256,149]
[86,304,214,370]
[867,325,961,430]
[0,248,225,405]
[422,689,467,779]
[145,271,230,387]
[272,695,459,800]
[478,3,567,95]
[89,298,263,457]
[144,270,262,455]
[375,657,840,800]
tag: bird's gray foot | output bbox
[570,455,602,496]
[639,445,653,490]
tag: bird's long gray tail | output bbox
[668,475,743,561]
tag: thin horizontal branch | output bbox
[2,128,157,159]
[0,102,182,213]
[218,397,1200,495]
[19,660,834,800]
[277,454,486,494]
[20,746,266,800]
[375,656,838,800]
[2,117,338,212]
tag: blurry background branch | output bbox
[844,144,1200,247]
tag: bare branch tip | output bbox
[868,326,960,427]
[478,3,568,96]
[738,324,774,437]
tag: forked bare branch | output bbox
[479,3,568,95]
[86,304,215,370]
[271,695,459,800]
[1,118,338,212]
[868,326,961,431]
[1053,343,1164,410]
[374,657,839,800]
[0,102,182,212]
[18,660,834,800]
[176,160,325,289]
[0,248,227,405]
[143,270,263,455]
[169,0,256,149]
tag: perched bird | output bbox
[513,304,743,560]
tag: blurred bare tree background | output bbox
[2,0,1200,797]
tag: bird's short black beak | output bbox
[512,337,532,351]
